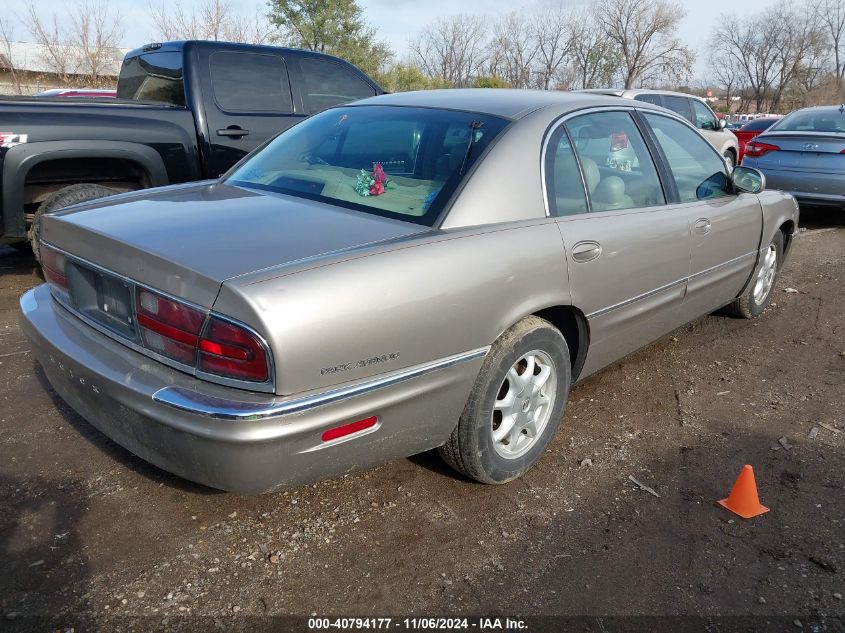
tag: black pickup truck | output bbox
[0,40,383,258]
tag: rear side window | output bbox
[565,111,665,212]
[117,52,185,106]
[210,51,292,113]
[691,99,718,131]
[662,96,694,123]
[634,94,663,106]
[643,113,731,202]
[544,126,588,216]
[299,57,377,113]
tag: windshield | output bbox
[770,109,845,134]
[225,105,509,226]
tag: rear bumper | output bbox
[754,166,845,208]
[20,284,484,493]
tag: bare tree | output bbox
[0,17,25,94]
[531,5,571,90]
[69,1,126,85]
[566,8,621,89]
[814,0,845,85]
[150,0,277,44]
[594,0,693,89]
[712,3,826,112]
[486,12,538,88]
[22,3,77,83]
[709,48,745,110]
[411,14,488,87]
[22,1,125,87]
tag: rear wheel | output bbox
[439,316,571,484]
[723,231,784,319]
[30,184,117,262]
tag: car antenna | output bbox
[459,121,484,175]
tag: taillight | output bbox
[744,141,780,158]
[41,246,68,291]
[198,316,269,382]
[136,288,205,365]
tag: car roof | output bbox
[348,89,645,120]
[580,88,710,103]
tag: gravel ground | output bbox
[0,209,843,632]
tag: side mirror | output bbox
[732,166,765,194]
[718,118,727,129]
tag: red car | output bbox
[734,117,781,162]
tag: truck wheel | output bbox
[30,184,117,262]
[723,231,784,319]
[438,316,571,484]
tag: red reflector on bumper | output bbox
[321,416,378,442]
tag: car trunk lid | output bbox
[751,132,845,173]
[42,181,429,308]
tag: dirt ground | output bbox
[0,209,843,632]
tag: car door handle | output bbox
[694,218,711,235]
[216,126,249,137]
[571,240,602,263]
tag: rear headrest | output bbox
[580,158,600,193]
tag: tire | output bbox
[438,316,571,484]
[723,231,784,319]
[30,184,117,262]
[723,150,736,170]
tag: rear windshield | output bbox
[740,118,778,132]
[117,52,185,106]
[770,109,845,133]
[226,105,509,226]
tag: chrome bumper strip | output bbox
[152,347,489,421]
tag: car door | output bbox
[201,49,303,177]
[690,98,728,150]
[640,111,760,320]
[546,109,692,378]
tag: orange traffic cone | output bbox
[718,464,769,519]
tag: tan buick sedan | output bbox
[20,90,799,493]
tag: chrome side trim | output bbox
[586,251,758,320]
[688,251,757,281]
[152,347,490,421]
[586,277,687,319]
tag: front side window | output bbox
[299,58,377,113]
[565,111,665,212]
[544,126,588,216]
[117,52,185,106]
[226,105,508,226]
[643,113,731,202]
[691,99,718,131]
[210,51,292,113]
[662,96,694,123]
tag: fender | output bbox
[2,140,170,238]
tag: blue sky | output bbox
[6,0,772,78]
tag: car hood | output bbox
[42,182,429,307]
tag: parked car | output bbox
[0,40,383,259]
[580,89,740,167]
[20,89,799,493]
[741,105,845,210]
[733,117,782,162]
[36,88,117,98]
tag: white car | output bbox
[581,89,740,168]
